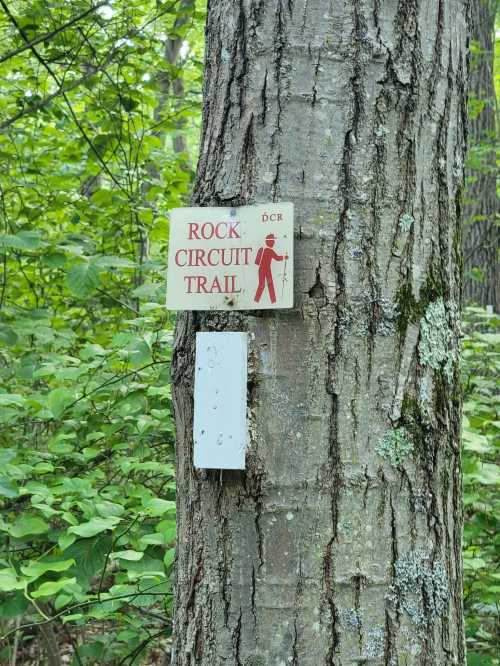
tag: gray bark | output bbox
[171,2,469,665]
[463,0,499,310]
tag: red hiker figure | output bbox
[254,233,288,304]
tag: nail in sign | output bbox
[166,203,294,310]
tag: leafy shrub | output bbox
[0,1,204,662]
[462,307,500,665]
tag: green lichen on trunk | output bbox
[375,427,414,467]
[387,550,449,633]
[399,213,414,233]
[418,298,458,381]
[340,607,361,631]
[365,627,385,659]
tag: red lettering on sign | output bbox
[228,220,241,238]
[183,274,241,294]
[197,276,208,292]
[201,223,213,240]
[188,223,200,240]
[184,275,196,293]
[175,249,187,266]
[210,276,221,292]
[175,247,252,267]
[195,249,206,266]
[226,275,241,293]
[240,247,252,265]
[221,249,233,266]
[188,221,242,241]
[207,249,218,266]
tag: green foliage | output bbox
[462,307,500,665]
[0,2,497,665]
[0,0,204,662]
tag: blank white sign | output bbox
[193,332,248,469]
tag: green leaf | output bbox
[467,654,496,666]
[48,436,75,454]
[0,449,16,465]
[33,462,54,474]
[68,516,121,538]
[94,255,136,269]
[0,478,18,498]
[163,548,175,569]
[0,592,29,618]
[114,390,148,416]
[156,520,176,543]
[64,535,113,590]
[42,252,67,268]
[0,325,18,345]
[463,430,493,454]
[463,556,486,571]
[111,550,144,561]
[0,231,44,250]
[31,577,76,599]
[95,501,125,518]
[90,189,113,206]
[0,569,25,592]
[66,260,99,297]
[139,533,166,546]
[58,532,76,551]
[21,558,75,580]
[0,394,25,407]
[9,515,49,538]
[82,447,99,459]
[142,497,175,516]
[468,463,500,486]
[47,387,75,419]
[61,613,84,623]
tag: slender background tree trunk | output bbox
[172,2,469,664]
[463,0,498,310]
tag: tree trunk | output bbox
[463,0,499,310]
[171,2,468,665]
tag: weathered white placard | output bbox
[193,332,248,470]
[166,203,293,310]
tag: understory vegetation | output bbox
[0,1,498,664]
[462,308,500,665]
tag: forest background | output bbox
[0,1,497,665]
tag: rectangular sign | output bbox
[193,332,247,470]
[166,203,293,310]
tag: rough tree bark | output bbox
[171,2,469,665]
[463,0,499,310]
